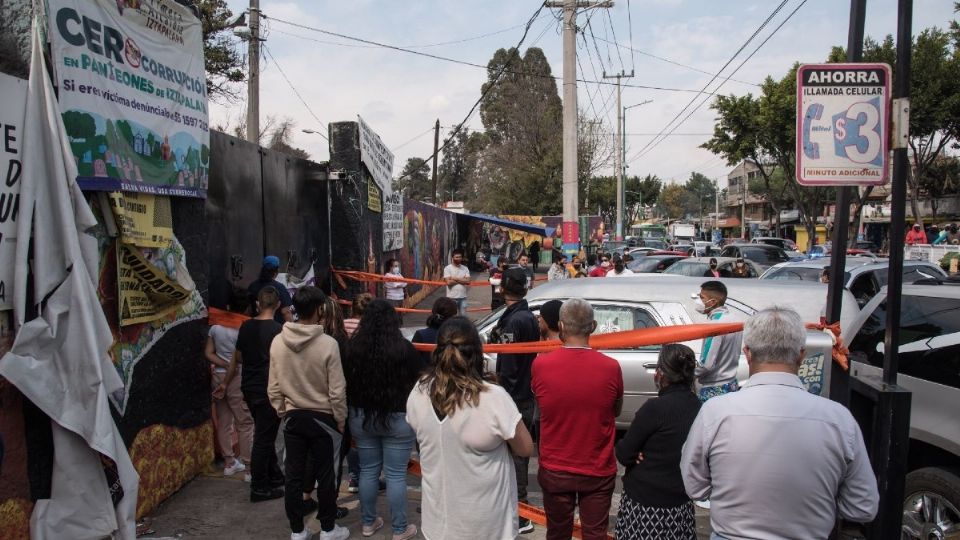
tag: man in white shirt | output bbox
[681,307,879,540]
[694,281,742,402]
[605,256,634,277]
[443,248,471,315]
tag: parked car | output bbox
[691,241,717,257]
[627,247,658,257]
[843,282,960,537]
[760,259,946,307]
[752,236,802,257]
[852,241,879,253]
[626,255,686,273]
[719,243,791,270]
[473,276,858,429]
[670,241,694,253]
[638,239,669,251]
[662,256,764,278]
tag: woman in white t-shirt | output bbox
[406,317,534,540]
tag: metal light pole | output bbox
[622,100,652,227]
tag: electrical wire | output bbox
[264,14,718,94]
[626,0,791,164]
[604,9,625,73]
[262,44,328,140]
[392,126,436,151]
[391,1,549,184]
[629,0,807,164]
[626,0,635,72]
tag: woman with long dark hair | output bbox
[345,300,423,540]
[406,317,534,539]
[411,297,458,365]
[614,343,701,540]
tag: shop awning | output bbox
[717,217,741,228]
[464,213,556,237]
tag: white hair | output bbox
[743,307,806,365]
[559,298,594,337]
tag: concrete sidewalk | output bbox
[139,272,712,539]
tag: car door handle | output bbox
[643,362,658,369]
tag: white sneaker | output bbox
[223,460,246,476]
[243,472,251,483]
[694,499,711,509]
[290,530,312,540]
[318,525,349,540]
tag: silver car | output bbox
[843,283,960,538]
[475,275,859,429]
[760,258,946,307]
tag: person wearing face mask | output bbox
[905,223,927,246]
[948,224,960,245]
[568,256,587,278]
[548,255,570,281]
[606,256,634,277]
[589,255,612,277]
[703,258,722,278]
[614,344,701,540]
[692,281,743,403]
[382,258,408,311]
[730,258,750,278]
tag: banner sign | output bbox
[108,191,173,248]
[796,63,891,186]
[383,190,403,251]
[367,180,381,212]
[358,115,395,194]
[0,73,27,310]
[118,242,192,326]
[49,0,209,198]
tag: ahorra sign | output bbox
[796,63,891,186]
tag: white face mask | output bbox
[694,297,708,314]
[391,265,401,274]
[601,261,611,268]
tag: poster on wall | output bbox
[108,191,173,247]
[117,243,192,326]
[367,181,382,212]
[383,191,403,251]
[48,0,210,198]
[357,115,394,194]
[0,73,27,311]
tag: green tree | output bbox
[197,0,246,101]
[703,65,834,251]
[62,111,97,141]
[659,184,688,220]
[393,157,432,201]
[438,127,468,202]
[917,155,960,218]
[684,172,717,222]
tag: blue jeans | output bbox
[452,297,467,315]
[349,408,415,534]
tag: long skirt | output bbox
[614,493,696,540]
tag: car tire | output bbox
[902,467,960,539]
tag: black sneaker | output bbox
[518,518,534,534]
[250,487,284,502]
[378,479,386,492]
[336,506,349,519]
[301,497,318,514]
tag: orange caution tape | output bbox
[335,298,491,314]
[406,458,612,540]
[208,307,249,330]
[335,269,499,288]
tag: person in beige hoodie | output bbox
[268,286,349,540]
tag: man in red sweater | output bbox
[532,298,624,540]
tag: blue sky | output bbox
[211,0,955,190]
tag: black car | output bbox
[627,255,687,273]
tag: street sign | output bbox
[796,63,892,186]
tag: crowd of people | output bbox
[205,252,880,540]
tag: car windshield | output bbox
[663,261,709,276]
[763,266,824,282]
[628,257,672,273]
[742,247,789,264]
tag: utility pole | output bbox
[604,70,633,241]
[246,0,260,144]
[548,0,613,255]
[431,119,440,204]
[740,178,747,239]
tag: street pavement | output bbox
[140,270,712,539]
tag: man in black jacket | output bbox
[490,267,541,534]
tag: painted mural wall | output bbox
[466,215,604,265]
[385,198,459,307]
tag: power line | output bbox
[393,126,436,151]
[262,44,328,140]
[626,0,635,72]
[265,14,720,95]
[603,9,625,72]
[626,0,790,164]
[392,1,549,184]
[630,0,807,164]
[589,34,760,87]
